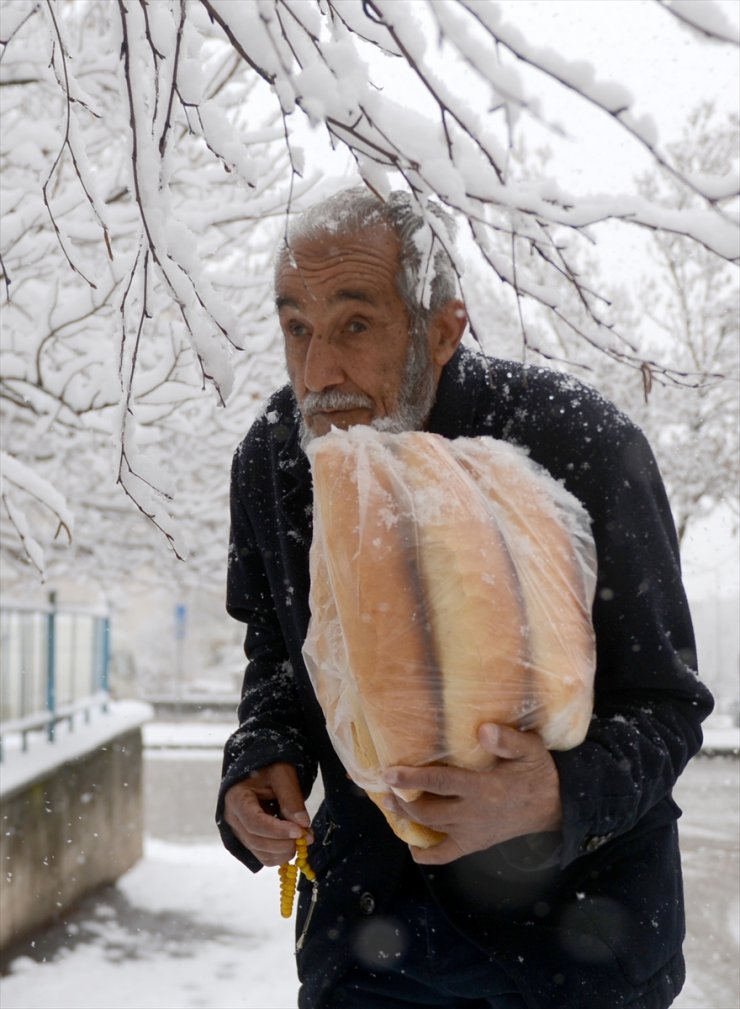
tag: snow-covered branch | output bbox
[0,450,73,575]
[655,0,740,45]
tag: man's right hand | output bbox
[223,762,314,867]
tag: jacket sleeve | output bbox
[552,422,714,867]
[216,444,318,872]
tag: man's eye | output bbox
[347,320,368,335]
[287,322,309,338]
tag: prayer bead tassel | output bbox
[279,862,298,918]
[279,836,316,918]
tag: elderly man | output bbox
[217,188,712,1009]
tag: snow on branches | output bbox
[0,0,738,578]
[0,0,297,578]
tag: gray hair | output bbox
[275,187,458,335]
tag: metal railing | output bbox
[0,595,110,760]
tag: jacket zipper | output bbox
[295,818,336,952]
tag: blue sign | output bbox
[175,603,187,640]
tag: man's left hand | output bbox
[383,723,562,865]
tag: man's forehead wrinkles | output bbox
[276,279,382,311]
[275,229,402,313]
[331,288,376,306]
[285,245,395,278]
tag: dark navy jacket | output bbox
[218,346,713,1008]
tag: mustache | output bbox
[302,390,374,416]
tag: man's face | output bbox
[275,227,436,444]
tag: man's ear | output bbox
[428,299,467,369]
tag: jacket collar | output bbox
[276,398,313,538]
[426,344,490,438]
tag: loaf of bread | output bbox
[309,432,442,783]
[304,427,596,847]
[450,437,596,750]
[307,432,446,846]
[393,434,530,773]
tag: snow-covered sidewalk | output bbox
[1,839,298,1009]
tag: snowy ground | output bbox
[1,841,296,1009]
[0,724,738,1009]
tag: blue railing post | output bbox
[46,592,57,742]
[2,601,112,755]
[101,615,110,713]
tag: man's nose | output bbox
[303,333,345,392]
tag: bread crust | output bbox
[366,790,446,848]
[395,433,530,771]
[309,435,442,790]
[452,438,595,749]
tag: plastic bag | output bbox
[304,427,597,845]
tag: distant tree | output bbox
[1,0,738,578]
[630,105,739,543]
[469,105,739,545]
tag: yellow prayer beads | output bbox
[279,861,299,917]
[279,836,315,918]
[295,836,315,881]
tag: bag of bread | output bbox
[304,427,597,847]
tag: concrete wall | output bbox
[0,727,144,951]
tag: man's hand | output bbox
[223,762,313,867]
[383,724,562,865]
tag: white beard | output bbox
[298,332,436,451]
